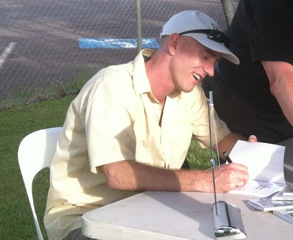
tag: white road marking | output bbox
[0,42,17,68]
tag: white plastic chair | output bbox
[18,127,62,240]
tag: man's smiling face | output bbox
[169,34,222,93]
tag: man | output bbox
[44,10,254,240]
[202,0,293,144]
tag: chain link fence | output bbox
[0,0,239,108]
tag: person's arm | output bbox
[101,159,248,193]
[262,61,293,126]
[216,133,245,159]
[216,133,257,160]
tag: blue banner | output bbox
[79,38,159,49]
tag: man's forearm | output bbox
[272,73,293,126]
[101,159,249,193]
[102,160,208,192]
[263,61,293,126]
[216,133,245,159]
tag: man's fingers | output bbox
[248,135,257,142]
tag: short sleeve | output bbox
[246,0,293,63]
[84,69,137,173]
[190,86,230,149]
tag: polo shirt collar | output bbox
[132,49,182,99]
[133,49,155,95]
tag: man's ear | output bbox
[168,33,180,55]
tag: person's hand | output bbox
[206,163,249,193]
[248,135,257,142]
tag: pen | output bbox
[223,151,233,163]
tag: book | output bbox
[227,141,286,197]
[273,209,293,224]
[272,190,293,201]
[248,195,293,211]
[230,181,286,197]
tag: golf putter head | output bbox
[212,201,246,239]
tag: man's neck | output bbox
[145,53,175,103]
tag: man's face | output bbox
[169,35,221,93]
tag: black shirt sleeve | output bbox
[218,0,293,113]
[246,0,293,63]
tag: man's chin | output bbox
[184,83,198,93]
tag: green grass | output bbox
[0,95,75,239]
[0,94,211,239]
[0,70,92,112]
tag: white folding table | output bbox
[82,191,292,240]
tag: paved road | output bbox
[0,0,237,101]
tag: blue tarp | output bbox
[79,38,159,49]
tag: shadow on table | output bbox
[144,191,215,239]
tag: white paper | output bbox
[248,195,293,211]
[231,180,286,197]
[228,140,286,197]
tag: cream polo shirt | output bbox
[44,49,230,240]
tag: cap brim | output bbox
[191,35,240,65]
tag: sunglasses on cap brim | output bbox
[178,29,228,44]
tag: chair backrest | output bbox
[18,127,62,240]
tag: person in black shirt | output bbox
[202,0,293,144]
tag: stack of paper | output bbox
[228,140,286,197]
[248,195,293,211]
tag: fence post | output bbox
[220,0,234,27]
[136,0,142,52]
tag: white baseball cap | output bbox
[160,10,239,64]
